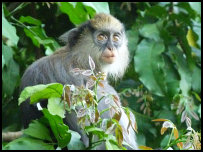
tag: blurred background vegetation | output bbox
[2,2,201,149]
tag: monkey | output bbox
[20,13,138,150]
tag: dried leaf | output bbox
[86,78,95,89]
[77,108,87,118]
[85,91,93,106]
[90,109,95,123]
[107,120,113,129]
[82,70,92,76]
[162,121,174,129]
[181,110,187,122]
[89,55,95,71]
[112,95,121,107]
[189,111,199,120]
[113,111,122,122]
[173,128,179,139]
[161,127,168,135]
[152,119,168,122]
[139,145,153,150]
[71,68,82,75]
[90,75,97,81]
[98,82,104,88]
[186,117,191,128]
[95,109,99,123]
[177,141,183,149]
[130,112,138,133]
[115,125,123,147]
[64,85,71,107]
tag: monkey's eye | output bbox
[97,34,107,41]
[113,35,120,42]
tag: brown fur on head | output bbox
[90,13,124,31]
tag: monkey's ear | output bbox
[59,28,79,47]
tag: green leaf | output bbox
[168,46,192,96]
[146,5,167,18]
[67,130,85,150]
[191,65,201,93]
[83,2,110,15]
[30,83,63,104]
[126,29,139,59]
[23,120,52,141]
[2,7,19,46]
[162,55,180,97]
[189,2,201,16]
[2,54,5,68]
[19,16,42,26]
[3,137,54,150]
[42,109,71,148]
[2,53,19,96]
[139,23,161,41]
[2,43,13,66]
[105,140,121,150]
[85,126,105,136]
[48,97,65,118]
[134,39,166,96]
[18,83,63,105]
[58,2,88,25]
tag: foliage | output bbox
[4,56,137,150]
[2,2,201,150]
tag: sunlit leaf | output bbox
[161,127,167,135]
[139,145,153,150]
[48,97,65,118]
[173,128,179,139]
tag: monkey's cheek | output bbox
[101,56,116,64]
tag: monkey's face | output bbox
[93,30,123,64]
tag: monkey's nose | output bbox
[107,46,114,51]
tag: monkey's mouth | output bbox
[101,55,116,64]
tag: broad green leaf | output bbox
[42,109,71,148]
[30,83,63,104]
[85,126,105,136]
[162,55,180,97]
[105,140,121,150]
[48,97,65,118]
[83,2,110,16]
[2,56,19,96]
[134,39,166,96]
[23,120,52,141]
[3,137,54,150]
[20,16,42,26]
[168,46,192,96]
[126,29,139,59]
[58,2,88,25]
[2,55,5,68]
[67,130,85,150]
[139,23,161,41]
[2,7,19,46]
[191,65,201,93]
[18,83,63,105]
[146,5,167,18]
[2,43,13,66]
[186,29,199,48]
[189,2,201,17]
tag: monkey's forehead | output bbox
[90,13,124,31]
